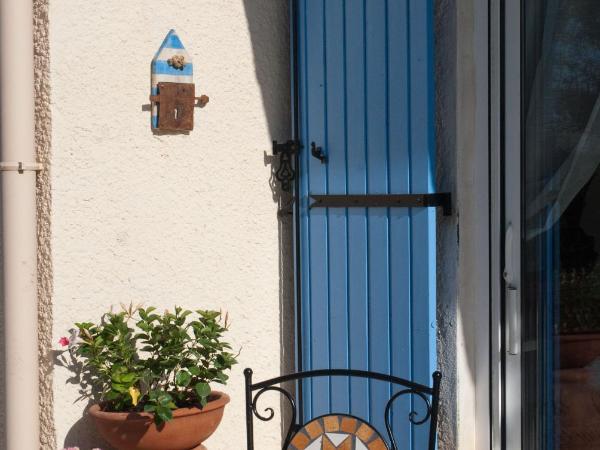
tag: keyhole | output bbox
[174,106,180,120]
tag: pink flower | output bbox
[58,337,70,347]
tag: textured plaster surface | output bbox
[47,1,291,448]
[435,0,458,448]
[35,0,55,447]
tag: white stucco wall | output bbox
[46,1,291,448]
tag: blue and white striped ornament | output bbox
[151,29,193,129]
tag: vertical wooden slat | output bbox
[365,0,391,438]
[345,0,370,423]
[325,0,350,415]
[298,0,312,419]
[305,0,330,420]
[408,0,436,447]
[388,0,412,445]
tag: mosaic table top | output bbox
[288,414,388,450]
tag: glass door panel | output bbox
[522,1,600,448]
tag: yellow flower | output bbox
[129,386,141,406]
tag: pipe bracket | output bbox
[0,162,44,173]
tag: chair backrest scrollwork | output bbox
[244,368,442,450]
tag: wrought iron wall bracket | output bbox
[310,193,452,216]
[272,140,302,192]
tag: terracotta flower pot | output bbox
[559,333,600,369]
[89,391,230,450]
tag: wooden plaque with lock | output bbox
[150,30,208,132]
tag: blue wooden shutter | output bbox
[295,0,436,448]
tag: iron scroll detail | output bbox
[251,386,297,449]
[384,389,432,450]
[272,140,302,192]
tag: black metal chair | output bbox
[244,368,442,450]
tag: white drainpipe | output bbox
[0,0,41,447]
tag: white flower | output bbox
[68,328,79,347]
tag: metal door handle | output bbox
[506,286,520,355]
[504,223,520,355]
[311,142,327,163]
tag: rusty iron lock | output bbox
[149,82,209,132]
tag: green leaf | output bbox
[195,382,211,400]
[116,372,137,384]
[111,383,129,393]
[216,372,229,384]
[156,407,173,424]
[158,393,174,407]
[75,322,94,330]
[175,371,191,387]
[105,390,121,401]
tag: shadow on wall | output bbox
[63,406,107,450]
[242,0,295,443]
[56,348,108,449]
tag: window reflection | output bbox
[523,1,600,448]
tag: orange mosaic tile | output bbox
[305,419,324,439]
[289,430,310,449]
[339,416,358,434]
[323,415,340,432]
[367,437,388,450]
[355,423,375,443]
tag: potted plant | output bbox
[58,304,238,450]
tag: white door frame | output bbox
[455,0,492,448]
[503,1,523,449]
[456,0,524,448]
[489,0,504,448]
[489,0,523,449]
